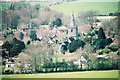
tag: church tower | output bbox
[68,14,78,40]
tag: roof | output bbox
[80,56,87,62]
[57,26,67,30]
[0,41,3,46]
[78,24,91,33]
[6,62,15,64]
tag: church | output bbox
[67,14,79,40]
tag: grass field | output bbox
[49,2,118,16]
[1,70,118,78]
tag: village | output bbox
[0,0,119,74]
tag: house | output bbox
[73,55,89,66]
[5,58,18,68]
[6,62,15,68]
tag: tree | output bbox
[23,42,53,73]
[10,14,20,30]
[61,45,67,54]
[10,38,25,57]
[19,32,24,40]
[68,39,85,53]
[78,11,97,26]
[50,18,62,27]
[2,38,25,57]
[98,27,106,40]
[54,18,62,27]
[34,3,41,11]
[2,41,13,58]
[29,30,37,41]
[83,43,95,70]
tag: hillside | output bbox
[49,2,118,16]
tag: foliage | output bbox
[10,2,27,10]
[34,3,41,11]
[50,18,62,27]
[10,38,25,57]
[2,41,12,51]
[29,30,37,41]
[105,38,113,46]
[10,14,20,30]
[68,39,85,53]
[95,39,106,49]
[19,32,24,40]
[14,70,21,74]
[92,59,118,70]
[3,68,14,74]
[23,42,54,73]
[27,40,31,45]
[2,38,25,57]
[98,27,106,40]
[61,45,67,54]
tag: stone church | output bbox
[68,14,79,40]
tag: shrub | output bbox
[14,70,21,74]
[91,59,118,70]
[4,68,14,74]
[26,70,32,74]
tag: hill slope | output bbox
[49,2,118,16]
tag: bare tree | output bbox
[82,43,95,69]
[77,11,98,26]
[22,42,53,73]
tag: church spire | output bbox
[70,14,76,27]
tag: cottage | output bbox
[6,62,15,68]
[73,55,88,66]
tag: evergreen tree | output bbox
[98,27,106,39]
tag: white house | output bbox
[73,56,88,66]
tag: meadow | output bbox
[49,2,118,16]
[1,70,118,78]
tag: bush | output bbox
[91,59,118,70]
[14,70,21,74]
[4,68,14,74]
[26,70,32,74]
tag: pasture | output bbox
[49,2,118,16]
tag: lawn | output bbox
[49,2,118,16]
[1,70,118,78]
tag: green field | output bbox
[1,70,118,78]
[49,2,118,16]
